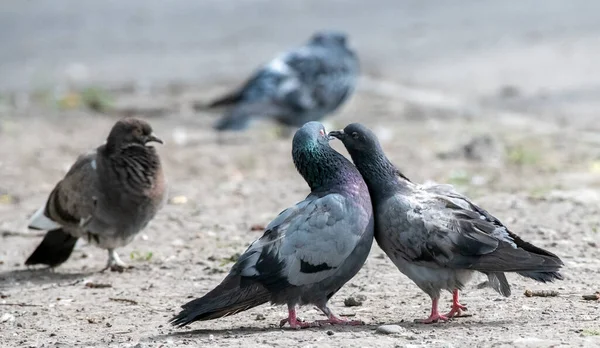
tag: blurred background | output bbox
[1,0,599,125]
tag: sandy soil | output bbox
[1,89,600,348]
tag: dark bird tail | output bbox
[214,107,253,131]
[25,228,78,267]
[170,274,271,327]
[507,231,564,282]
[213,102,284,132]
[207,90,244,108]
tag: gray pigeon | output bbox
[330,123,563,323]
[208,31,359,131]
[170,121,373,329]
[26,118,167,272]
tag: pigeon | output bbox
[25,118,167,272]
[170,121,374,329]
[207,31,359,132]
[330,123,564,323]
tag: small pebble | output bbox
[344,294,367,307]
[376,324,406,335]
[327,330,334,336]
[0,313,15,323]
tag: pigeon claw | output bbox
[444,289,468,318]
[444,303,468,318]
[414,313,450,324]
[280,317,320,329]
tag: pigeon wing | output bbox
[233,193,365,291]
[29,151,99,231]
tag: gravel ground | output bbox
[0,88,599,347]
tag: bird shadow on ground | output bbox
[150,323,381,340]
[0,268,93,289]
[384,318,514,331]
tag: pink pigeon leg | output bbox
[279,306,320,329]
[444,289,468,318]
[313,305,365,326]
[414,297,449,324]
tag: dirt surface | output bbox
[0,85,600,348]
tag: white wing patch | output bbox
[267,57,292,75]
[28,204,61,230]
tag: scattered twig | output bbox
[1,230,45,238]
[85,282,112,289]
[109,298,138,305]
[59,279,85,287]
[0,303,41,307]
[524,290,559,297]
[582,292,600,301]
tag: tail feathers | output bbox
[517,270,564,283]
[207,90,244,109]
[25,228,78,267]
[214,102,284,131]
[486,272,511,297]
[214,108,253,131]
[466,245,564,275]
[170,274,271,327]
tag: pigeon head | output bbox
[292,121,356,192]
[329,123,383,155]
[309,31,348,47]
[329,123,407,196]
[293,121,330,149]
[106,118,163,150]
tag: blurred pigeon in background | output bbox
[25,118,167,272]
[331,123,563,323]
[170,121,374,329]
[206,31,359,132]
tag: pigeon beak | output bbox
[328,130,345,140]
[146,133,164,145]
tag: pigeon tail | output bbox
[486,272,511,297]
[460,244,564,276]
[213,102,283,131]
[206,90,244,108]
[214,107,253,131]
[25,228,78,267]
[517,270,564,282]
[169,274,271,327]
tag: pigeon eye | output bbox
[319,129,325,136]
[351,132,359,139]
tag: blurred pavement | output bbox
[1,0,599,120]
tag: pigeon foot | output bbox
[415,297,450,324]
[445,303,467,318]
[414,313,450,324]
[279,307,321,329]
[100,249,130,273]
[444,289,468,318]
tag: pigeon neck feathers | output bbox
[99,143,162,193]
[292,122,363,195]
[334,126,411,200]
[293,143,361,194]
[99,121,163,196]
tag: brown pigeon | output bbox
[25,118,167,272]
